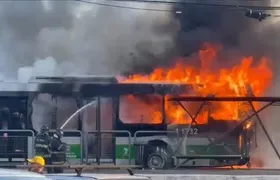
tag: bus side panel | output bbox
[62,137,81,164]
[115,137,135,165]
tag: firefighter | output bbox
[27,155,45,174]
[50,129,67,173]
[34,125,52,173]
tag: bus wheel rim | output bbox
[148,154,164,169]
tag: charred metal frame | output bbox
[76,98,83,131]
[27,94,36,131]
[96,97,101,165]
[168,96,280,168]
[51,96,58,129]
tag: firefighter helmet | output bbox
[40,124,49,134]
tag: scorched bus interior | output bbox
[0,76,255,168]
[0,96,29,162]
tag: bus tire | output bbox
[145,146,173,169]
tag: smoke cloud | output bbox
[0,0,176,78]
[1,0,280,167]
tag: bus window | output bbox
[165,101,209,125]
[56,97,79,129]
[119,95,163,124]
[33,94,79,130]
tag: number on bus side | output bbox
[176,128,199,136]
[189,128,198,135]
[123,147,129,157]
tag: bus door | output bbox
[82,97,114,164]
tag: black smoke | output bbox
[126,0,280,74]
[173,1,266,56]
[0,0,279,79]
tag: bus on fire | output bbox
[0,76,254,169]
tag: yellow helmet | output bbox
[27,156,45,166]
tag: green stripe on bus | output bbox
[116,145,135,159]
[116,143,240,160]
[66,144,81,159]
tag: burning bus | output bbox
[0,43,273,169]
[117,82,256,169]
[116,43,273,169]
[0,75,265,169]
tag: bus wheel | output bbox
[147,152,166,169]
[146,147,173,169]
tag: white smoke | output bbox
[0,0,176,133]
[247,0,280,168]
[17,57,57,83]
[16,57,77,132]
[0,0,175,78]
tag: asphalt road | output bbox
[78,169,280,175]
[4,164,280,176]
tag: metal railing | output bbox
[0,130,35,162]
[0,129,248,167]
[0,129,133,165]
[85,130,132,165]
[0,129,84,164]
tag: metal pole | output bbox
[96,97,101,165]
[76,98,83,163]
[52,96,58,129]
[162,95,166,124]
[127,131,132,165]
[254,122,258,148]
[76,98,82,131]
[27,94,35,132]
[249,102,280,160]
[112,97,117,165]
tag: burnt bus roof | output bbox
[34,75,118,83]
[0,76,197,97]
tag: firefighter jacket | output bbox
[35,133,51,158]
[49,137,67,164]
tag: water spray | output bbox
[60,99,97,129]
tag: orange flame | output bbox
[121,43,273,124]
